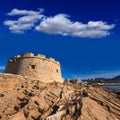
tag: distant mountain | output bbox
[106,75,120,83]
[83,75,120,83]
[96,75,120,83]
[113,75,120,80]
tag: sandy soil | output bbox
[0,73,120,120]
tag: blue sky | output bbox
[0,0,120,79]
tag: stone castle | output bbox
[4,53,63,83]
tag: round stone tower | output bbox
[4,53,63,83]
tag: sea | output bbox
[103,85,120,91]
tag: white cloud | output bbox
[4,8,115,38]
[7,8,44,16]
[35,14,115,38]
[0,66,5,70]
[4,8,44,33]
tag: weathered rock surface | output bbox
[0,73,120,120]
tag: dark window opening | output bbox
[56,69,58,73]
[31,65,36,69]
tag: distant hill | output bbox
[95,75,120,83]
[83,75,120,83]
[106,75,120,83]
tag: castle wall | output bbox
[4,53,63,83]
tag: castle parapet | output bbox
[16,55,21,58]
[8,53,60,65]
[21,53,34,57]
[37,54,46,59]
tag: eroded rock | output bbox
[0,73,120,120]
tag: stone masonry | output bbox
[4,53,63,83]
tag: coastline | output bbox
[94,84,120,91]
[103,85,120,91]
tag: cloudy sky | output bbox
[0,0,120,79]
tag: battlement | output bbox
[5,52,63,83]
[8,53,60,65]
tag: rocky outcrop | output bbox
[0,73,120,120]
[80,86,120,120]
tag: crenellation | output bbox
[21,52,34,57]
[4,53,63,83]
[9,57,16,62]
[46,57,60,65]
[8,59,13,63]
[56,61,60,65]
[8,54,60,65]
[48,57,56,62]
[16,55,21,58]
[49,57,55,61]
[37,54,46,59]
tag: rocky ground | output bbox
[0,73,120,120]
